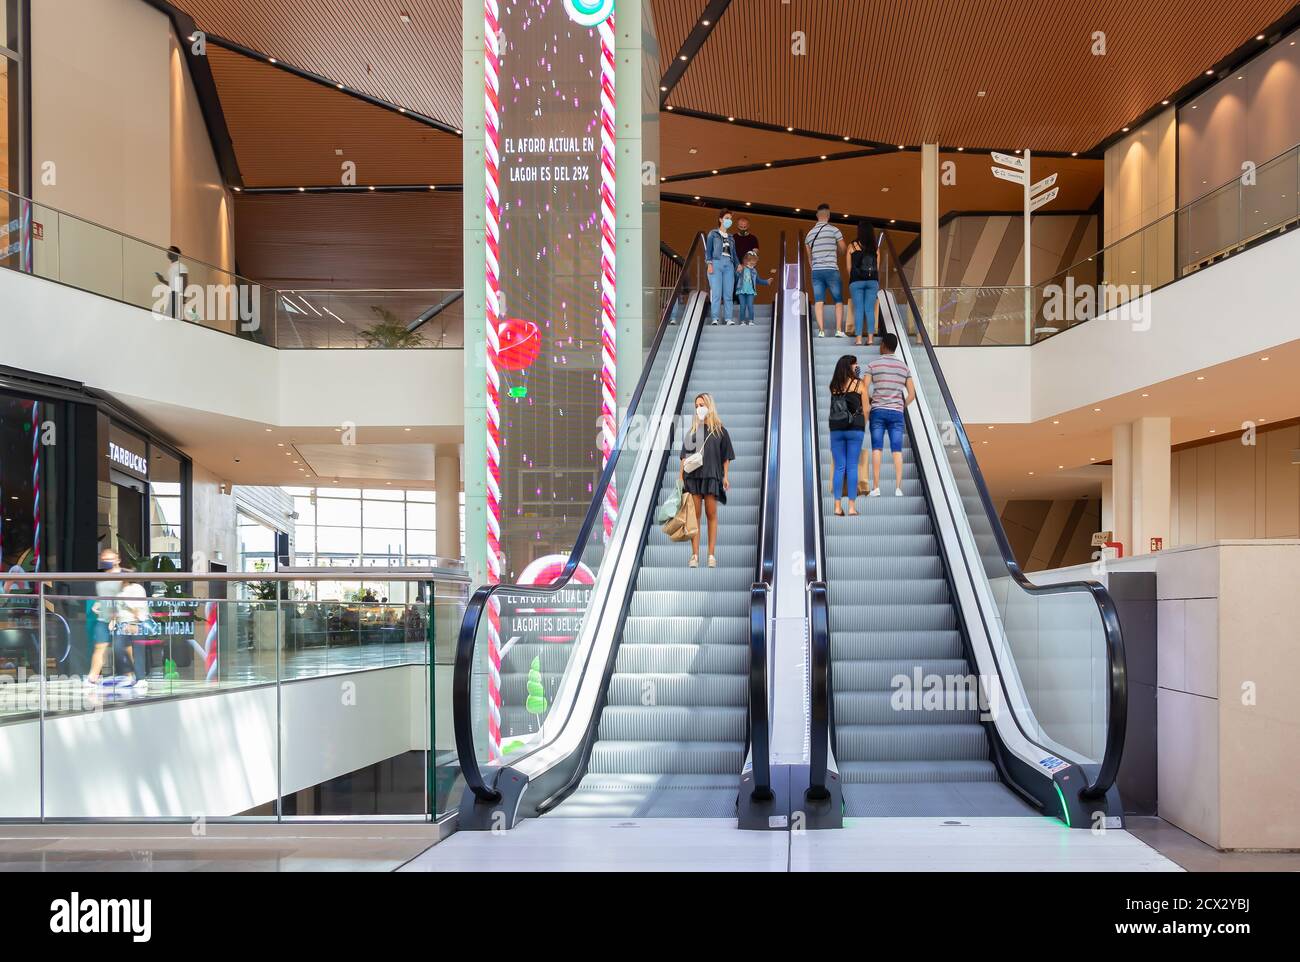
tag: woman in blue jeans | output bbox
[705,208,740,325]
[846,221,880,346]
[827,355,868,516]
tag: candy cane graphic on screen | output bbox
[30,401,41,573]
[484,0,504,765]
[599,12,618,543]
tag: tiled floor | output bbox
[1,815,1293,872]
[400,818,790,872]
[0,823,444,872]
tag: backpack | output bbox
[850,244,878,281]
[829,392,852,430]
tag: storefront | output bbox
[0,366,191,578]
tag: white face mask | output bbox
[696,406,710,420]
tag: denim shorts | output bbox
[811,269,843,304]
[869,408,905,451]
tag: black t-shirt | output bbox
[681,426,735,480]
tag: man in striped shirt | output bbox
[805,204,846,337]
[865,332,916,497]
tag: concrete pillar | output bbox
[435,444,462,560]
[1131,416,1172,555]
[1111,422,1132,554]
[920,143,940,339]
[1111,418,1171,556]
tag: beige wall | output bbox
[1179,30,1300,204]
[31,0,232,270]
[170,36,235,272]
[190,461,238,594]
[1170,423,1300,546]
[1103,108,1176,289]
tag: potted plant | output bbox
[358,306,428,348]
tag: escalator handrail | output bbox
[746,232,786,802]
[879,234,1127,800]
[453,232,709,803]
[798,231,834,799]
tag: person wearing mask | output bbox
[805,204,846,337]
[846,221,881,346]
[86,548,144,689]
[679,393,734,569]
[864,332,917,497]
[736,250,775,325]
[733,216,760,266]
[705,209,740,325]
[827,355,868,516]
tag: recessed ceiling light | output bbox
[298,187,305,192]
[1209,429,1217,434]
[679,55,688,61]
[265,428,273,432]
[336,83,344,89]
[660,85,667,91]
[727,116,735,122]
[787,126,794,132]
[1257,34,1265,40]
[890,218,896,223]
[429,185,437,190]
[1052,420,1059,425]
[688,147,698,154]
[666,105,674,110]
[693,195,700,200]
[399,12,411,23]
[1028,471,1035,476]
[881,186,890,192]
[988,426,995,430]
[1058,465,1064,470]
[702,19,711,26]
[843,136,851,141]
[1161,100,1170,105]
[820,154,827,159]
[1196,375,1205,381]
[711,169,718,174]
[1141,393,1149,398]
[898,144,905,150]
[1206,69,1214,76]
[765,162,772,167]
[1093,408,1102,413]
[977,90,986,97]
[957,147,964,152]
[746,202,751,206]
[1071,152,1078,156]
[269,58,277,64]
[1261,355,1270,361]
[1122,127,1130,132]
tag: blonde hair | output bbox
[691,393,724,436]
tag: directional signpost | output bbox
[991,150,1059,341]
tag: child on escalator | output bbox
[736,250,775,326]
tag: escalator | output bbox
[802,234,1127,829]
[454,232,780,826]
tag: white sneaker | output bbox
[817,330,825,338]
[835,330,847,338]
[708,555,717,568]
[710,319,719,326]
[688,555,699,568]
[725,319,735,326]
[894,488,904,497]
[867,488,881,497]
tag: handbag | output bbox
[656,479,683,524]
[683,450,705,474]
[662,491,699,542]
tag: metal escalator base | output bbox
[549,775,741,818]
[842,782,1035,818]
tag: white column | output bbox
[920,143,940,339]
[1111,422,1132,554]
[1111,418,1171,556]
[1131,416,1172,555]
[435,444,462,560]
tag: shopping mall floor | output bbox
[0,817,1296,872]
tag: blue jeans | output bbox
[737,293,755,322]
[811,268,843,304]
[829,429,865,500]
[850,280,879,337]
[869,408,905,452]
[708,259,735,321]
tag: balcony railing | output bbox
[915,141,1300,346]
[1,188,461,350]
[0,568,470,820]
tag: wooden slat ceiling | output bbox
[667,152,1103,223]
[207,46,460,187]
[658,0,1299,152]
[662,112,868,176]
[173,0,462,127]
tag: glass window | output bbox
[150,448,184,567]
[363,499,404,528]
[315,497,360,526]
[0,392,60,579]
[406,502,436,529]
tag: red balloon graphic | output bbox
[497,317,541,371]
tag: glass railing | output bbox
[918,141,1300,346]
[0,188,461,350]
[878,236,1125,799]
[0,568,469,820]
[454,233,708,801]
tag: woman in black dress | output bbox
[679,392,735,568]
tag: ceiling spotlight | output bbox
[702,19,711,26]
[889,218,896,223]
[693,195,700,200]
[820,154,827,160]
[787,126,795,132]
[898,144,905,149]
[1122,127,1130,132]
[298,187,306,192]
[765,162,772,167]
[1071,152,1078,156]
[336,83,344,89]
[429,185,437,190]
[1261,355,1270,361]
[977,90,986,97]
[660,85,667,92]
[843,136,851,141]
[1257,34,1265,40]
[269,57,277,64]
[666,105,674,111]
[1206,69,1214,76]
[1093,408,1102,413]
[679,55,688,61]
[711,169,718,174]
[956,146,964,152]
[399,12,411,23]
[1161,100,1170,105]
[727,116,735,122]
